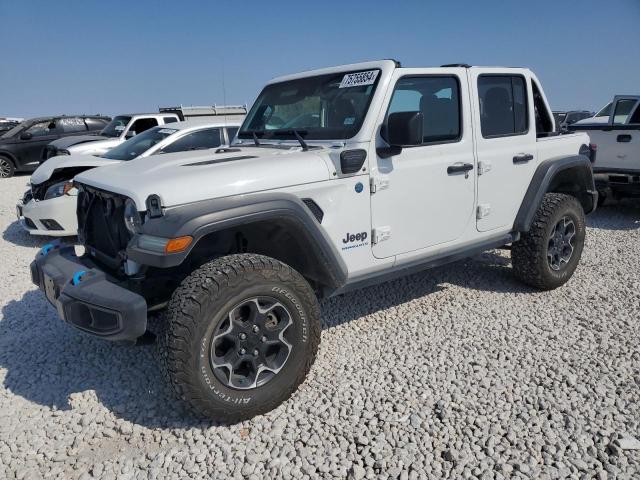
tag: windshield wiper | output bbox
[272,129,309,151]
[252,132,261,146]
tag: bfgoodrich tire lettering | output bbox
[512,193,586,290]
[160,253,320,422]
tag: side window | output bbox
[226,127,238,143]
[162,128,222,153]
[478,75,528,137]
[24,120,57,137]
[163,116,178,124]
[629,103,640,125]
[58,117,87,133]
[386,76,461,144]
[129,118,159,135]
[612,99,638,124]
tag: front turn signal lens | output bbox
[164,236,193,254]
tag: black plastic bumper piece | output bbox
[31,242,147,341]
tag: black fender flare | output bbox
[126,192,348,290]
[513,155,598,232]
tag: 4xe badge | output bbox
[341,231,369,251]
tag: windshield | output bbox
[595,102,612,117]
[101,126,177,160]
[238,69,380,141]
[1,121,27,139]
[100,115,132,138]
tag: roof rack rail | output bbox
[441,63,471,68]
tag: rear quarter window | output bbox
[478,75,528,137]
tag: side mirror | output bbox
[387,111,423,146]
[125,130,136,139]
[19,132,33,140]
[378,111,423,158]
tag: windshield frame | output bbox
[238,68,381,142]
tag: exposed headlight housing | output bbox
[44,181,75,200]
[123,198,143,234]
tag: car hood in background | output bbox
[75,146,332,209]
[49,134,107,149]
[31,154,117,185]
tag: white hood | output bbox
[75,146,332,209]
[67,138,123,155]
[31,154,119,185]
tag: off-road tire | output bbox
[159,253,321,422]
[0,156,15,178]
[512,193,586,290]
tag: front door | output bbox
[370,70,476,259]
[470,71,537,232]
[19,120,60,168]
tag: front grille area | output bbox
[77,185,132,270]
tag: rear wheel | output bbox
[159,253,321,422]
[512,193,586,290]
[0,156,14,178]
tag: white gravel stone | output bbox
[1,175,639,479]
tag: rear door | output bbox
[370,68,476,258]
[469,69,537,232]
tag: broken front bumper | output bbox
[30,242,147,341]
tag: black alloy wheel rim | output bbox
[0,158,11,178]
[547,216,576,271]
[209,297,294,389]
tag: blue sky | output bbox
[1,0,638,118]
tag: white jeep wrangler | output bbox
[31,60,597,421]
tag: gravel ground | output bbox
[1,174,639,480]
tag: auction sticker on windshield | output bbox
[339,70,379,88]
[158,129,178,134]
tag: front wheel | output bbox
[160,254,321,422]
[512,193,586,290]
[0,156,15,178]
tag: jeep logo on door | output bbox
[341,231,369,251]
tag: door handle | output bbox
[513,153,534,164]
[617,134,632,143]
[447,162,474,175]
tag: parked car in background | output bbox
[0,115,110,177]
[42,113,179,161]
[569,95,640,203]
[17,120,241,236]
[553,110,593,131]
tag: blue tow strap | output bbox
[41,243,54,256]
[72,271,87,286]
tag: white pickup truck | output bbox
[41,113,180,161]
[31,60,597,421]
[570,96,640,202]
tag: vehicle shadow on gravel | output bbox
[586,200,640,231]
[2,220,52,248]
[0,290,208,429]
[322,251,532,329]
